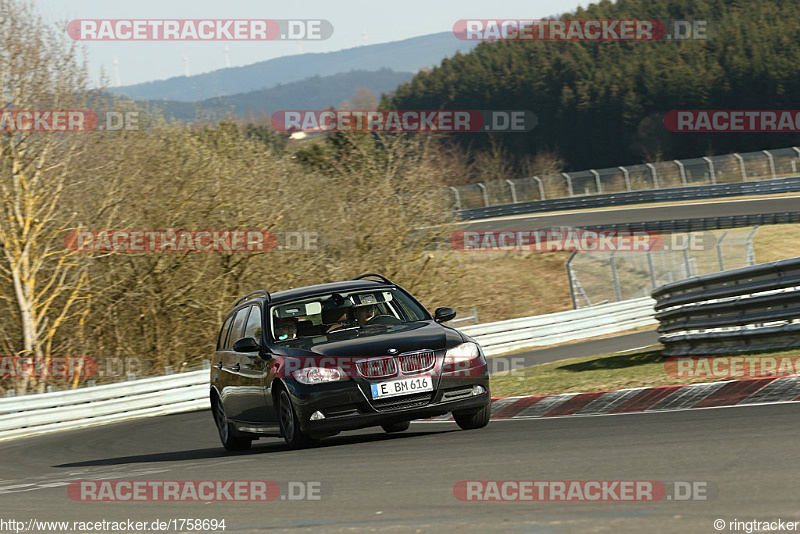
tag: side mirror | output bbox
[233,337,260,352]
[434,307,457,323]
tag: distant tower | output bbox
[183,55,189,77]
[224,45,230,68]
[362,30,368,46]
[296,40,304,54]
[113,56,121,87]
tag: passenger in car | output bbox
[275,318,298,340]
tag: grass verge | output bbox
[490,346,800,398]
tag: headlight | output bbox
[292,367,349,385]
[442,342,485,375]
[444,342,481,362]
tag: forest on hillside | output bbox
[388,0,800,170]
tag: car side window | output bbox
[217,314,233,350]
[243,305,263,346]
[226,307,250,349]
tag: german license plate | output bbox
[370,376,433,399]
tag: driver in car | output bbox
[353,304,378,326]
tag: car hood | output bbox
[275,321,465,359]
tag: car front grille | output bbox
[398,350,435,374]
[371,392,434,412]
[356,356,398,378]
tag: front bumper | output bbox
[284,374,491,437]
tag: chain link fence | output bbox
[566,228,759,308]
[446,147,800,210]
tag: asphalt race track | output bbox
[489,330,659,371]
[1,331,798,533]
[462,195,800,231]
[2,403,799,533]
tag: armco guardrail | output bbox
[653,257,800,356]
[457,176,800,221]
[577,211,800,234]
[0,371,208,441]
[460,297,657,356]
[0,298,659,441]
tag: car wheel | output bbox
[277,388,318,449]
[453,403,491,430]
[213,397,252,451]
[381,420,411,433]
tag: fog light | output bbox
[471,385,485,396]
[310,411,325,421]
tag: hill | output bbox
[145,69,413,121]
[111,32,478,102]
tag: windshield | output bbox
[269,287,428,345]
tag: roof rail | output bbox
[353,273,394,285]
[234,289,271,307]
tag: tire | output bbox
[453,403,491,430]
[381,420,411,433]
[212,397,252,451]
[277,388,318,449]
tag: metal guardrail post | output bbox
[702,157,716,184]
[505,179,518,203]
[532,176,545,200]
[716,231,728,271]
[646,251,657,291]
[7,390,15,398]
[792,148,800,173]
[476,182,490,207]
[682,247,692,278]
[609,253,622,302]
[746,226,760,265]
[562,173,574,196]
[732,153,747,182]
[762,150,776,179]
[618,166,631,191]
[566,251,578,309]
[645,163,659,189]
[590,169,602,194]
[449,186,462,211]
[674,160,688,185]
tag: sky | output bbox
[34,0,589,87]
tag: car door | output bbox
[211,312,234,406]
[217,306,249,421]
[226,305,275,424]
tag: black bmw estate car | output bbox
[210,273,491,450]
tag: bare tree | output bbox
[0,0,97,393]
